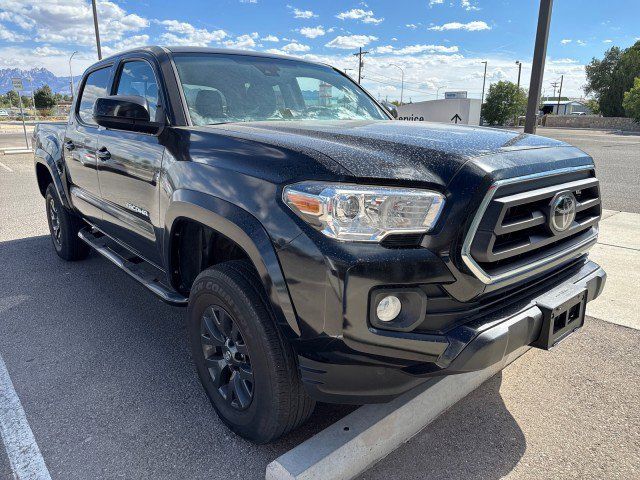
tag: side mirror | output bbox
[93,95,163,134]
[381,101,398,119]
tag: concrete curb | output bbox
[0,148,33,155]
[266,346,530,480]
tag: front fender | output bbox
[164,189,301,337]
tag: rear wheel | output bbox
[187,260,315,443]
[45,184,89,261]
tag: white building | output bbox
[396,98,482,126]
[541,100,591,115]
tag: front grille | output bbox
[462,167,601,285]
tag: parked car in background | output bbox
[0,109,9,117]
[33,46,606,444]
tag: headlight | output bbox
[283,182,445,242]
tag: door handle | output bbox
[64,140,75,151]
[96,147,111,161]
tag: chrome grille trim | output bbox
[461,166,598,286]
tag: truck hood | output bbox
[205,120,580,187]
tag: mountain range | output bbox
[0,68,82,95]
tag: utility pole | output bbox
[556,74,564,115]
[390,64,404,105]
[353,47,369,84]
[525,0,554,134]
[550,81,559,101]
[480,61,488,105]
[514,61,523,127]
[69,51,77,100]
[91,0,102,60]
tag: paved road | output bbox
[535,128,640,214]
[0,132,32,149]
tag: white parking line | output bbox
[0,355,52,480]
[0,161,13,173]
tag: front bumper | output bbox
[298,260,606,404]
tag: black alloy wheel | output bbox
[48,196,62,249]
[200,305,254,410]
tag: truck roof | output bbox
[95,45,325,68]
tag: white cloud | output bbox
[261,35,279,42]
[299,26,327,39]
[576,40,587,46]
[0,24,27,42]
[373,44,459,55]
[603,39,613,43]
[461,0,480,11]
[159,20,227,46]
[428,21,490,31]
[406,24,418,29]
[325,34,378,49]
[336,8,383,25]
[560,39,572,45]
[224,32,259,49]
[428,0,444,6]
[33,45,68,56]
[102,34,150,57]
[281,42,310,53]
[239,0,257,3]
[290,7,317,19]
[0,0,149,47]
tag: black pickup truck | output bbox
[33,46,606,443]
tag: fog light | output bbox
[376,295,402,322]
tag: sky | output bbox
[0,0,638,101]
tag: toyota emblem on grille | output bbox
[549,191,576,234]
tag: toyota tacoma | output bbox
[33,46,606,443]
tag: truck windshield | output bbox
[172,53,388,125]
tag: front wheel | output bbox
[45,184,89,261]
[187,260,315,443]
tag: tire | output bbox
[45,183,90,261]
[187,259,315,443]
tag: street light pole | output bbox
[69,51,77,100]
[91,0,102,60]
[515,60,522,90]
[480,61,488,105]
[525,0,554,134]
[436,85,445,100]
[390,64,404,105]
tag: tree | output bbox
[5,90,19,107]
[623,77,640,122]
[21,95,33,108]
[34,85,56,109]
[585,41,640,117]
[585,98,600,115]
[481,81,527,126]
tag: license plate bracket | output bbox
[532,284,587,350]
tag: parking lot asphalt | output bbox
[362,318,640,480]
[0,153,354,479]
[1,126,639,480]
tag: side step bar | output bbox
[78,228,188,306]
